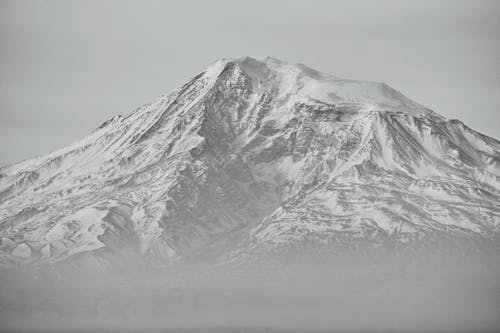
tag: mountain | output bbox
[1,56,499,267]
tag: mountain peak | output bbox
[1,57,499,267]
[202,56,437,118]
[209,56,331,78]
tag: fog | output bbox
[1,251,499,333]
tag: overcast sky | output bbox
[1,0,499,166]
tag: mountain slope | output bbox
[1,57,499,266]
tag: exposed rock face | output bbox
[1,57,499,266]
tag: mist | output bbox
[1,251,499,333]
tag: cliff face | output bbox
[1,57,499,266]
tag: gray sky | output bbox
[1,0,499,166]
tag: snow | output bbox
[463,128,495,154]
[408,183,460,203]
[412,159,442,178]
[45,207,108,256]
[12,243,31,259]
[131,203,165,255]
[372,116,402,171]
[1,56,499,266]
[278,156,305,179]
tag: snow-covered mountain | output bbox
[1,56,499,266]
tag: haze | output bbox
[1,251,499,332]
